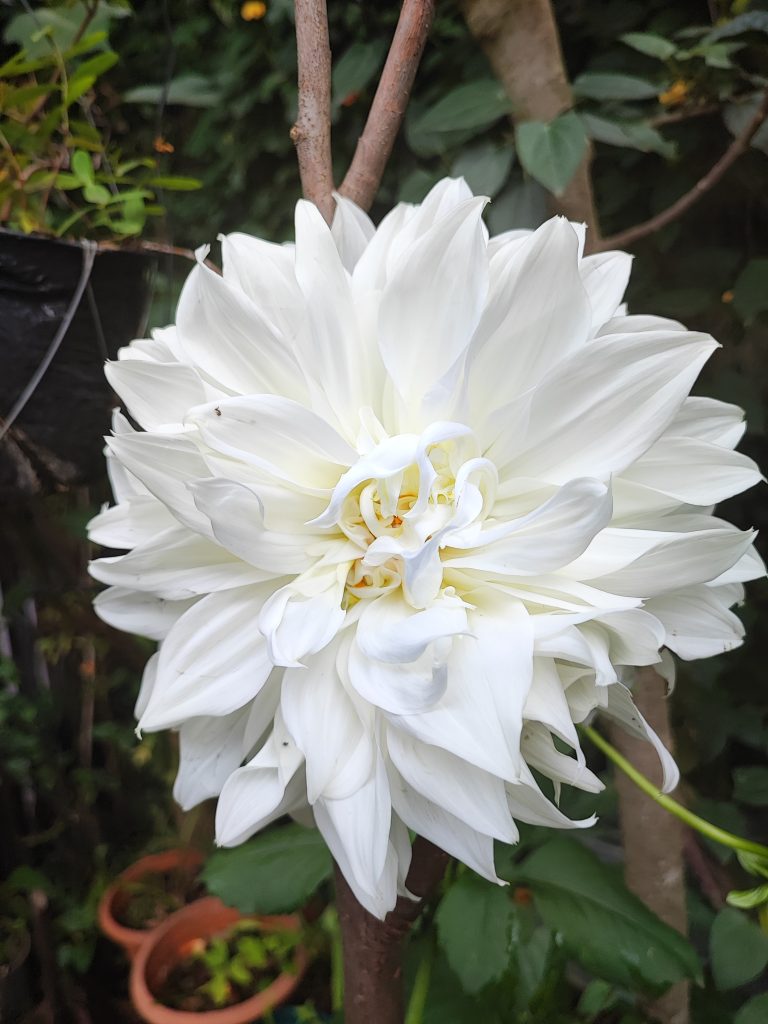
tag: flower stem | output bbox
[404,939,434,1024]
[582,725,768,860]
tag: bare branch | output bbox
[292,0,335,223]
[338,0,435,211]
[595,89,768,252]
[97,239,221,274]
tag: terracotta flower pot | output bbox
[98,849,204,961]
[129,897,307,1024]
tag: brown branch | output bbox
[462,0,600,241]
[335,837,449,1024]
[338,0,436,212]
[291,0,335,223]
[649,103,720,128]
[595,89,768,252]
[97,239,221,273]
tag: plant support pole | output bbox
[292,0,335,223]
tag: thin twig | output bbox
[291,0,334,223]
[338,0,436,212]
[96,239,221,273]
[649,102,720,128]
[595,89,768,252]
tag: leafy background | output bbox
[1,1,768,1022]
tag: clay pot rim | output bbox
[97,848,205,957]
[129,896,307,1024]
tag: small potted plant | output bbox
[130,897,307,1024]
[0,3,199,496]
[98,848,205,961]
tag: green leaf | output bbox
[516,839,702,992]
[737,765,768,802]
[451,143,514,198]
[515,112,587,196]
[413,80,509,135]
[580,112,675,158]
[732,260,768,324]
[397,168,443,203]
[709,908,768,991]
[724,95,768,155]
[621,32,677,60]
[726,883,768,910]
[147,175,202,191]
[123,73,222,108]
[332,40,386,107]
[736,994,768,1024]
[434,873,515,994]
[65,50,118,104]
[487,180,548,233]
[202,823,332,914]
[707,11,768,43]
[577,978,618,1020]
[83,182,111,205]
[573,72,660,101]
[71,150,94,184]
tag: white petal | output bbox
[355,591,468,664]
[135,651,159,720]
[281,641,374,802]
[386,727,518,842]
[620,435,761,505]
[190,478,315,574]
[90,526,271,599]
[521,722,603,795]
[105,359,207,431]
[188,394,356,494]
[468,218,591,415]
[258,565,348,667]
[507,766,597,829]
[578,250,632,335]
[523,658,579,748]
[388,764,503,884]
[602,682,679,793]
[176,258,306,399]
[378,198,488,411]
[174,708,250,810]
[489,329,718,483]
[93,587,197,640]
[139,584,274,730]
[668,396,747,448]
[331,193,375,272]
[645,584,746,659]
[220,232,302,341]
[88,495,177,549]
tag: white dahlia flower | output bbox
[89,178,763,918]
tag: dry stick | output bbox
[335,839,450,1024]
[595,88,768,252]
[338,0,436,212]
[292,0,335,224]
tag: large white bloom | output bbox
[89,178,763,918]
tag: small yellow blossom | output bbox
[659,80,690,107]
[722,290,734,304]
[241,1,267,20]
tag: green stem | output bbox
[405,938,434,1024]
[582,725,768,860]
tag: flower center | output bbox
[312,424,497,610]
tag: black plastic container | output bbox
[0,230,153,497]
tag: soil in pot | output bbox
[114,866,206,932]
[157,919,301,1013]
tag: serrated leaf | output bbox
[573,72,660,101]
[515,838,702,993]
[435,873,515,994]
[621,32,677,60]
[451,143,514,198]
[413,80,509,135]
[580,112,676,158]
[710,908,768,991]
[515,112,587,196]
[202,823,332,914]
